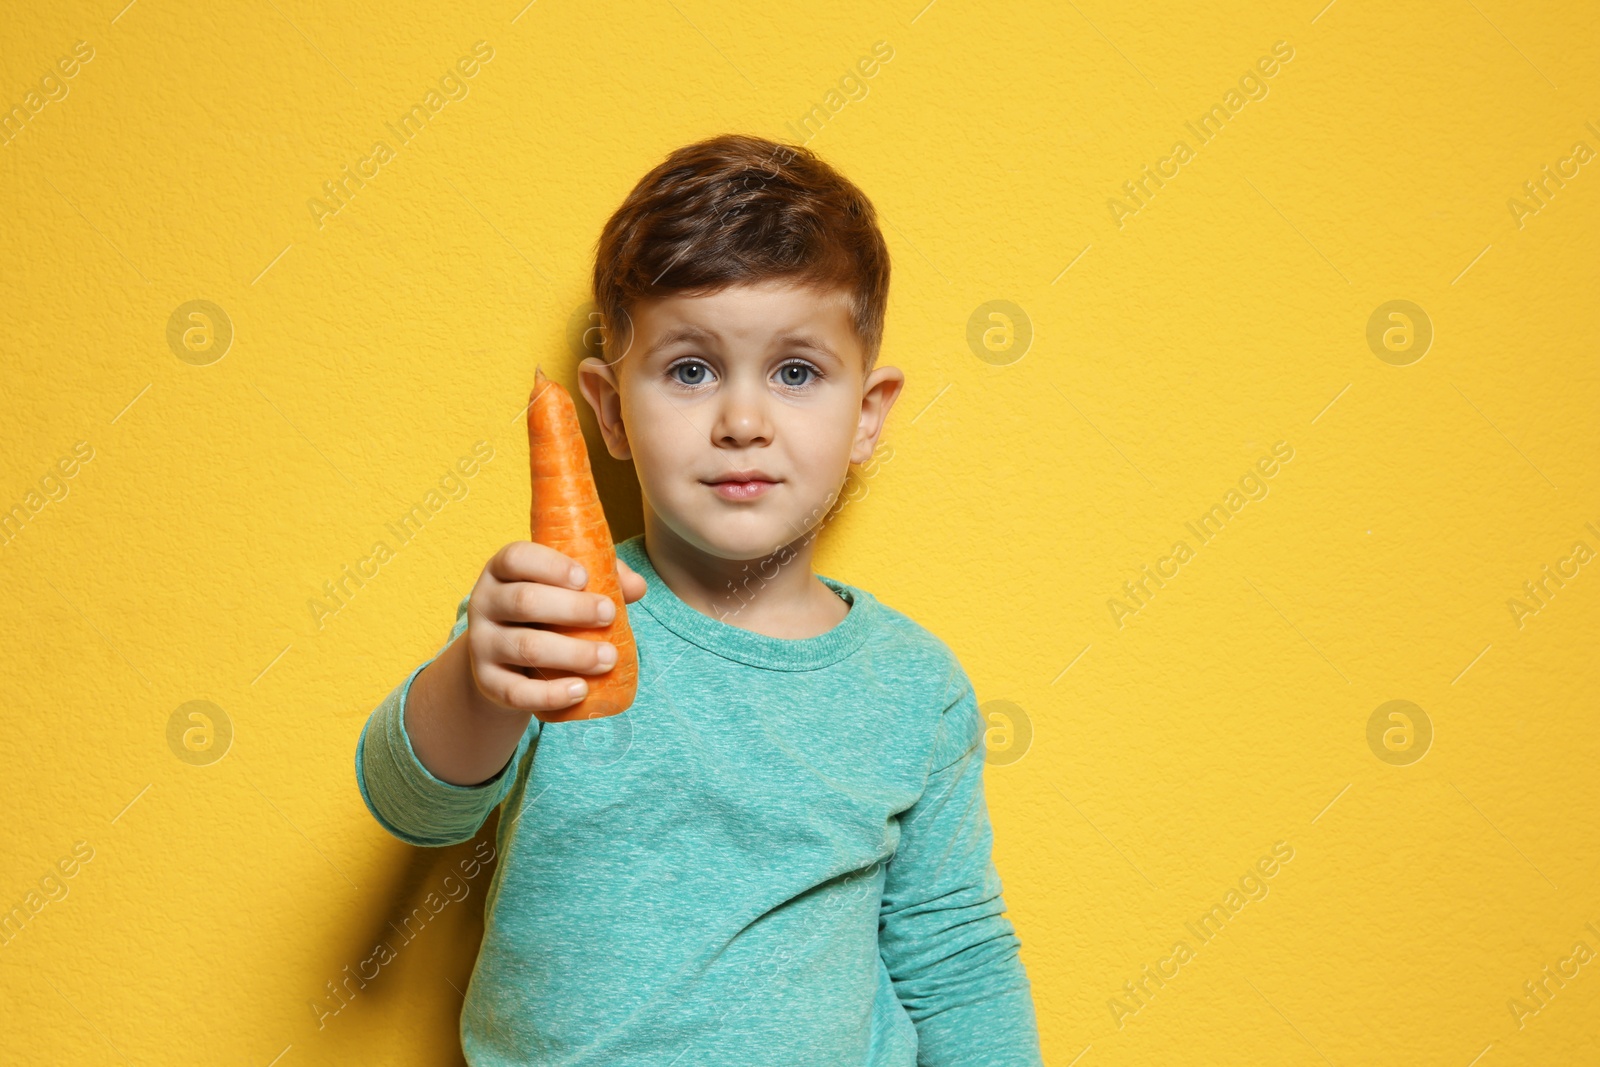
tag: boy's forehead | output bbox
[628,280,859,362]
[641,279,850,327]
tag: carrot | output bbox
[527,365,638,721]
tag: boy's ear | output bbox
[851,364,905,464]
[577,356,631,460]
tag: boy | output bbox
[355,133,1043,1066]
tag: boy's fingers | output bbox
[615,558,647,603]
[489,580,616,628]
[476,661,587,714]
[493,625,618,676]
[488,540,588,590]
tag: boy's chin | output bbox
[679,512,817,563]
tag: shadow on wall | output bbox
[311,810,505,1064]
[583,393,645,547]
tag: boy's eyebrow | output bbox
[642,324,842,364]
[643,324,718,359]
[773,331,841,363]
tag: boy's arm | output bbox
[879,658,1044,1067]
[355,595,538,848]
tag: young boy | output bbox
[355,133,1043,1066]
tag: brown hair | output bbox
[592,133,890,374]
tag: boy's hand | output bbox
[467,541,646,720]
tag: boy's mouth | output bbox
[703,470,779,502]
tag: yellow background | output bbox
[2,0,1596,1063]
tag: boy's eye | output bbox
[776,362,819,388]
[668,359,712,386]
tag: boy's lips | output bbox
[703,471,779,502]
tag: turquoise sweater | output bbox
[356,534,1043,1066]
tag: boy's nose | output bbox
[711,380,772,446]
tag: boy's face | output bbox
[578,278,904,562]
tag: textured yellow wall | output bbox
[3,0,1596,1063]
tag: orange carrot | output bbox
[527,365,638,721]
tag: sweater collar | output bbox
[614,534,875,671]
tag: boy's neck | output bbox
[639,516,849,639]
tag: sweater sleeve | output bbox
[354,594,538,848]
[878,659,1044,1067]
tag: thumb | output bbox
[615,557,647,603]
